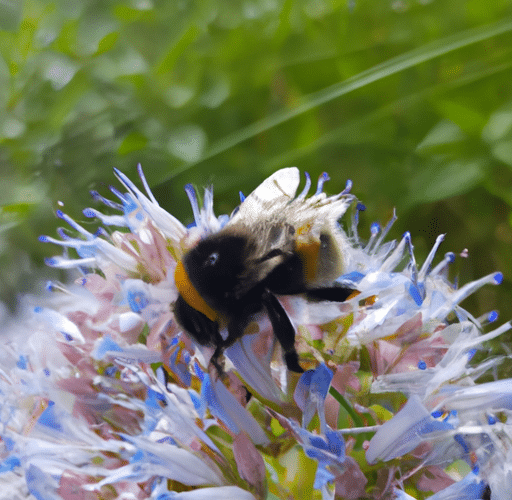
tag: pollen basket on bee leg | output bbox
[174,260,219,322]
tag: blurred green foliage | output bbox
[2,0,512,339]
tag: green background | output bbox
[2,0,512,348]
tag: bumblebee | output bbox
[174,168,355,373]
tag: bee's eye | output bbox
[204,252,219,267]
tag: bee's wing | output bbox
[230,167,300,224]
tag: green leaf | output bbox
[368,404,393,422]
[416,120,466,154]
[167,125,207,162]
[434,99,486,135]
[405,158,485,206]
[154,24,201,77]
[270,418,285,437]
[48,70,90,129]
[138,323,150,344]
[1,202,33,216]
[95,31,119,56]
[0,0,22,31]
[266,494,282,500]
[492,140,512,168]
[482,109,512,143]
[118,131,147,155]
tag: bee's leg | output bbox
[174,295,226,376]
[210,344,227,378]
[261,290,304,373]
[305,286,355,302]
[213,320,253,400]
[207,317,250,378]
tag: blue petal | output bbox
[201,375,239,434]
[310,363,333,399]
[0,456,20,473]
[308,435,329,452]
[146,388,166,409]
[130,449,145,463]
[408,283,424,306]
[2,437,14,451]
[26,464,58,500]
[313,466,335,490]
[95,335,124,359]
[188,390,204,414]
[425,471,486,500]
[325,429,345,459]
[128,289,150,313]
[16,355,27,370]
[37,401,63,432]
[337,271,365,283]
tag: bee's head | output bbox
[181,233,250,310]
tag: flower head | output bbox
[0,165,510,499]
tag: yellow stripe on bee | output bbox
[174,260,218,322]
[295,240,320,283]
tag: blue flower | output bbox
[424,470,488,500]
[294,363,334,431]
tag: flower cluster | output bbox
[0,165,510,499]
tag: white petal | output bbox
[169,486,257,500]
